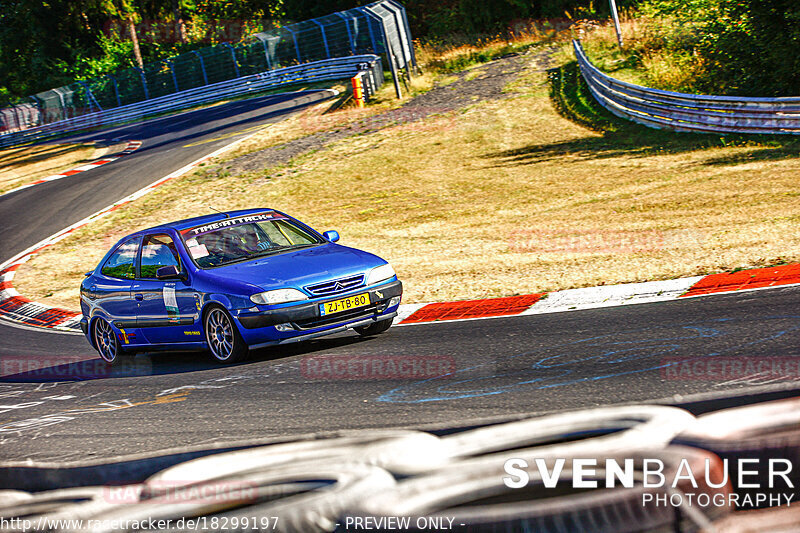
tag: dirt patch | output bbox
[226,49,555,175]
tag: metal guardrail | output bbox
[0,55,382,149]
[573,40,800,135]
[0,0,413,138]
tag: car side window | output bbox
[140,234,181,279]
[101,236,141,280]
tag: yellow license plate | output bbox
[320,293,370,315]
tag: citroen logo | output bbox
[334,282,344,291]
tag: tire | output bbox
[355,317,393,336]
[92,318,126,366]
[204,306,248,363]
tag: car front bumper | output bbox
[248,312,397,350]
[237,279,402,330]
[234,279,402,346]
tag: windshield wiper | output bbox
[250,244,316,258]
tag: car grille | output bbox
[305,274,365,296]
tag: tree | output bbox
[172,0,188,44]
[100,0,144,68]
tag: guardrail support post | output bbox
[609,0,623,47]
[77,80,103,113]
[191,51,209,85]
[335,12,357,54]
[222,43,240,78]
[384,34,402,99]
[107,75,121,107]
[285,27,302,63]
[167,60,180,92]
[135,67,149,100]
[312,20,331,58]
[357,8,379,55]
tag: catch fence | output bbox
[0,0,413,145]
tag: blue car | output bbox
[80,209,402,364]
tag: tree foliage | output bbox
[643,0,800,96]
[1,0,799,105]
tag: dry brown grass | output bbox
[579,18,707,93]
[14,45,800,311]
[415,21,575,74]
[0,143,113,195]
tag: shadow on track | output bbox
[482,62,800,168]
[0,333,368,383]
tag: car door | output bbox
[94,235,143,346]
[133,233,198,344]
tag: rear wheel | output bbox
[92,318,125,365]
[204,306,248,363]
[355,317,393,336]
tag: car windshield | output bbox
[180,212,323,268]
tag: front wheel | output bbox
[92,317,125,365]
[355,317,394,336]
[204,307,248,363]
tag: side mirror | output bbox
[323,230,340,243]
[156,265,186,281]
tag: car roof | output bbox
[134,208,280,235]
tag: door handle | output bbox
[135,294,144,301]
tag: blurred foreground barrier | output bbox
[676,397,800,510]
[1,400,799,532]
[573,40,800,135]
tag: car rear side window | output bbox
[101,236,140,279]
[140,234,181,278]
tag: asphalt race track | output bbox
[1,92,800,463]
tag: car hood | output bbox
[200,243,386,292]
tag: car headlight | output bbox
[250,288,308,305]
[366,263,395,285]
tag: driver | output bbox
[224,225,261,254]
